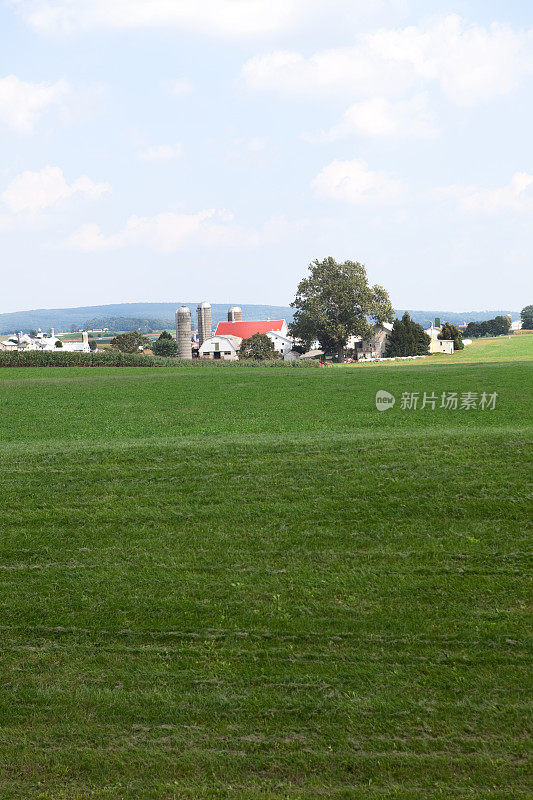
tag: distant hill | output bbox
[0,303,296,334]
[0,302,520,334]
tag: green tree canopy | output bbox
[110,330,152,353]
[465,316,511,338]
[438,322,464,350]
[157,330,173,340]
[152,338,178,357]
[83,316,173,333]
[520,305,533,330]
[385,312,429,357]
[239,333,278,360]
[289,257,393,361]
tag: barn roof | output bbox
[215,320,285,338]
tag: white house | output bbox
[424,323,454,354]
[265,330,294,356]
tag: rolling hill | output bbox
[0,301,520,333]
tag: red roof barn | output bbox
[215,320,287,338]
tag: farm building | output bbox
[196,316,293,360]
[199,334,241,360]
[347,322,394,360]
[424,323,454,354]
[0,330,91,353]
[215,319,289,339]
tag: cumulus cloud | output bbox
[64,210,305,252]
[9,0,336,37]
[0,74,70,133]
[312,159,404,204]
[242,15,533,105]
[2,166,111,213]
[442,172,533,214]
[137,143,183,162]
[307,94,437,141]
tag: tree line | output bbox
[464,316,511,338]
[83,316,174,333]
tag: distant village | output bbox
[0,303,491,361]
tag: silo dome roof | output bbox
[177,305,191,314]
[198,301,211,309]
[228,305,242,312]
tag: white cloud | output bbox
[64,210,305,252]
[2,166,111,213]
[0,75,70,133]
[242,15,533,105]
[442,172,533,214]
[137,143,182,162]
[308,94,437,140]
[312,158,404,204]
[167,78,194,97]
[9,0,334,37]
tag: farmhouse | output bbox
[424,323,454,354]
[346,322,394,360]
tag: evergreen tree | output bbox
[417,326,431,355]
[520,305,533,329]
[385,312,428,357]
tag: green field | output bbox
[0,337,531,799]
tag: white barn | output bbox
[198,334,241,360]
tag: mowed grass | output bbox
[0,338,531,799]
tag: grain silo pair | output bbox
[175,303,242,359]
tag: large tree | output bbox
[110,330,151,353]
[289,257,393,361]
[238,333,278,361]
[521,305,533,330]
[152,338,178,357]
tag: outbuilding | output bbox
[199,334,241,360]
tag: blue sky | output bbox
[1,0,532,313]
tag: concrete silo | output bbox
[197,302,212,346]
[227,305,242,322]
[176,306,192,359]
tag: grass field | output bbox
[0,337,531,799]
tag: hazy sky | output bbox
[1,0,532,313]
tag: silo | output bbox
[197,302,212,346]
[176,306,192,359]
[228,305,242,322]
